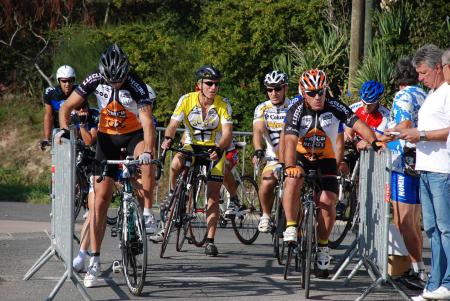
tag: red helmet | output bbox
[299,69,327,92]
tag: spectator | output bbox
[383,56,427,290]
[400,44,450,301]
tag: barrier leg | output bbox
[46,270,69,301]
[354,276,384,301]
[343,258,364,286]
[71,275,93,301]
[332,239,358,280]
[23,246,55,280]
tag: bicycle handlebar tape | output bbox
[371,140,382,152]
[254,149,265,159]
[212,146,224,158]
[155,160,163,181]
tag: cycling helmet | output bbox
[98,44,130,83]
[299,69,327,92]
[359,80,384,104]
[145,84,156,101]
[195,65,222,81]
[56,65,76,80]
[264,70,288,87]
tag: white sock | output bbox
[91,255,100,266]
[412,261,425,273]
[262,213,270,218]
[143,208,153,216]
[78,250,87,259]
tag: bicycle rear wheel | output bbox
[231,176,261,245]
[122,197,147,296]
[329,184,357,249]
[273,197,285,265]
[188,175,208,247]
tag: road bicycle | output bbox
[74,140,95,220]
[159,146,212,258]
[283,170,336,299]
[218,142,261,245]
[99,157,161,296]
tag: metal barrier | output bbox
[23,127,91,301]
[154,127,252,203]
[331,149,410,301]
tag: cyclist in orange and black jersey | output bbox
[282,69,381,279]
[58,44,157,288]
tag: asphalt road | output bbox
[0,202,424,301]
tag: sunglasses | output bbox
[266,86,283,93]
[60,78,74,84]
[204,81,220,87]
[305,89,325,97]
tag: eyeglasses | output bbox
[305,89,325,97]
[60,78,74,84]
[266,86,283,93]
[203,81,220,87]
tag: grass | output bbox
[0,94,51,203]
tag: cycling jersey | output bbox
[43,85,78,128]
[349,101,389,135]
[171,91,233,146]
[253,98,289,158]
[75,71,154,135]
[387,85,427,173]
[284,98,359,160]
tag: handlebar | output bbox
[96,158,163,183]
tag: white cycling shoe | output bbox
[258,216,272,233]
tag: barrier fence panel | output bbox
[332,149,410,301]
[23,127,91,301]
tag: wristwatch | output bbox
[419,130,427,142]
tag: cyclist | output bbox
[58,44,157,287]
[283,69,381,278]
[160,65,233,256]
[345,80,390,150]
[252,70,290,233]
[40,65,77,150]
[71,100,99,272]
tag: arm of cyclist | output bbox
[252,119,265,165]
[77,110,97,146]
[56,91,85,144]
[41,104,53,150]
[335,132,349,175]
[351,119,383,152]
[283,134,303,178]
[210,122,232,161]
[138,104,156,164]
[161,118,180,150]
[278,129,285,164]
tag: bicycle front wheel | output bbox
[231,176,261,245]
[329,185,357,249]
[74,169,87,220]
[176,191,189,252]
[303,202,315,298]
[160,189,180,258]
[188,175,208,247]
[122,197,147,296]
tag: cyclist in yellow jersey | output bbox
[161,65,233,256]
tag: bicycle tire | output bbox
[188,175,208,247]
[121,197,147,296]
[74,168,87,220]
[283,244,295,280]
[273,196,285,265]
[304,201,314,299]
[231,176,261,245]
[329,185,357,249]
[160,184,181,258]
[176,190,189,252]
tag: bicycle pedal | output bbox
[112,260,123,273]
[187,237,193,244]
[110,227,117,237]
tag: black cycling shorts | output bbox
[296,155,338,194]
[94,130,144,178]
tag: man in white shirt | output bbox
[399,44,450,301]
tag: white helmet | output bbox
[146,84,156,100]
[264,70,288,87]
[56,65,76,80]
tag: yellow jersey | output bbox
[171,92,233,146]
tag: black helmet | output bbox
[195,65,222,81]
[99,44,130,83]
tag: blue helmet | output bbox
[359,80,384,104]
